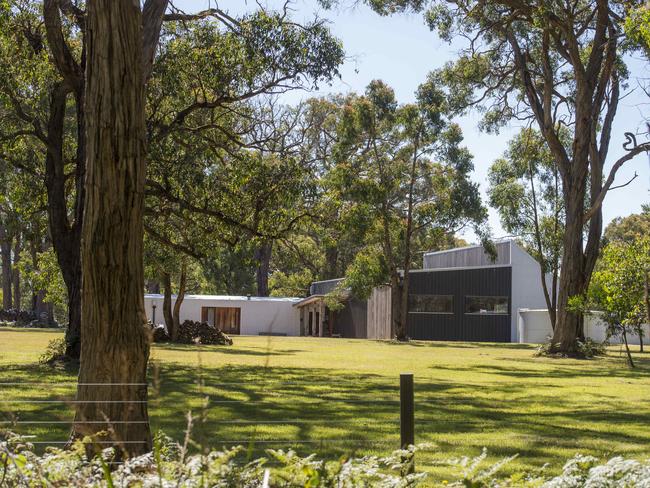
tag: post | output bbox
[400,372,415,473]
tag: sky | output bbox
[175,0,650,240]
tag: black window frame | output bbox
[408,294,454,315]
[464,295,509,315]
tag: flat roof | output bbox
[144,294,301,303]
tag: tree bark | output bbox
[72,0,152,457]
[171,264,187,341]
[551,190,587,352]
[162,272,174,334]
[324,246,338,280]
[0,224,12,310]
[254,240,272,297]
[12,232,21,311]
[43,82,83,360]
[642,270,649,354]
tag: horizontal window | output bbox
[408,294,453,314]
[465,296,509,315]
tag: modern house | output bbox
[295,240,552,342]
[407,240,551,342]
[144,294,301,336]
[143,240,552,342]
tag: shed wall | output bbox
[518,308,649,345]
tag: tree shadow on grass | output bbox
[2,351,650,477]
[152,343,303,357]
[383,340,537,351]
[429,354,650,379]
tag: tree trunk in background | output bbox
[72,0,151,457]
[0,224,12,310]
[146,280,160,293]
[162,272,174,333]
[390,273,402,340]
[324,246,338,280]
[29,231,50,319]
[44,82,83,360]
[171,265,187,341]
[12,233,21,311]
[254,241,272,297]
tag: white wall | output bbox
[143,294,301,336]
[518,308,649,345]
[510,242,554,342]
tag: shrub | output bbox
[2,432,650,487]
[0,432,425,487]
[38,337,68,365]
[534,337,607,359]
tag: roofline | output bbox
[423,240,513,257]
[407,264,512,273]
[144,294,301,302]
[293,294,326,307]
[310,278,344,285]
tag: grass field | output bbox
[1,327,649,482]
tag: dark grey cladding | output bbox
[407,266,512,342]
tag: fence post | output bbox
[400,372,415,473]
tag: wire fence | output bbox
[0,373,416,459]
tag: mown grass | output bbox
[1,327,649,483]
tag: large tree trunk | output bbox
[72,0,151,457]
[0,224,12,310]
[171,265,187,341]
[254,240,272,297]
[551,191,587,352]
[12,232,21,311]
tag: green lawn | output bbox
[1,327,649,483]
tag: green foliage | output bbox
[603,205,650,245]
[535,338,607,360]
[625,4,650,57]
[38,337,67,364]
[328,79,486,292]
[589,237,650,348]
[340,246,387,300]
[488,129,564,278]
[5,430,650,486]
[16,247,66,311]
[0,432,428,487]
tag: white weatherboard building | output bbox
[144,294,301,336]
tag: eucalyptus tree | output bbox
[75,1,342,456]
[603,205,650,245]
[0,1,343,360]
[330,80,486,339]
[340,0,650,353]
[488,129,564,329]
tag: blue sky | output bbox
[175,0,650,240]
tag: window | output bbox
[408,294,453,314]
[465,296,509,315]
[201,307,241,334]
